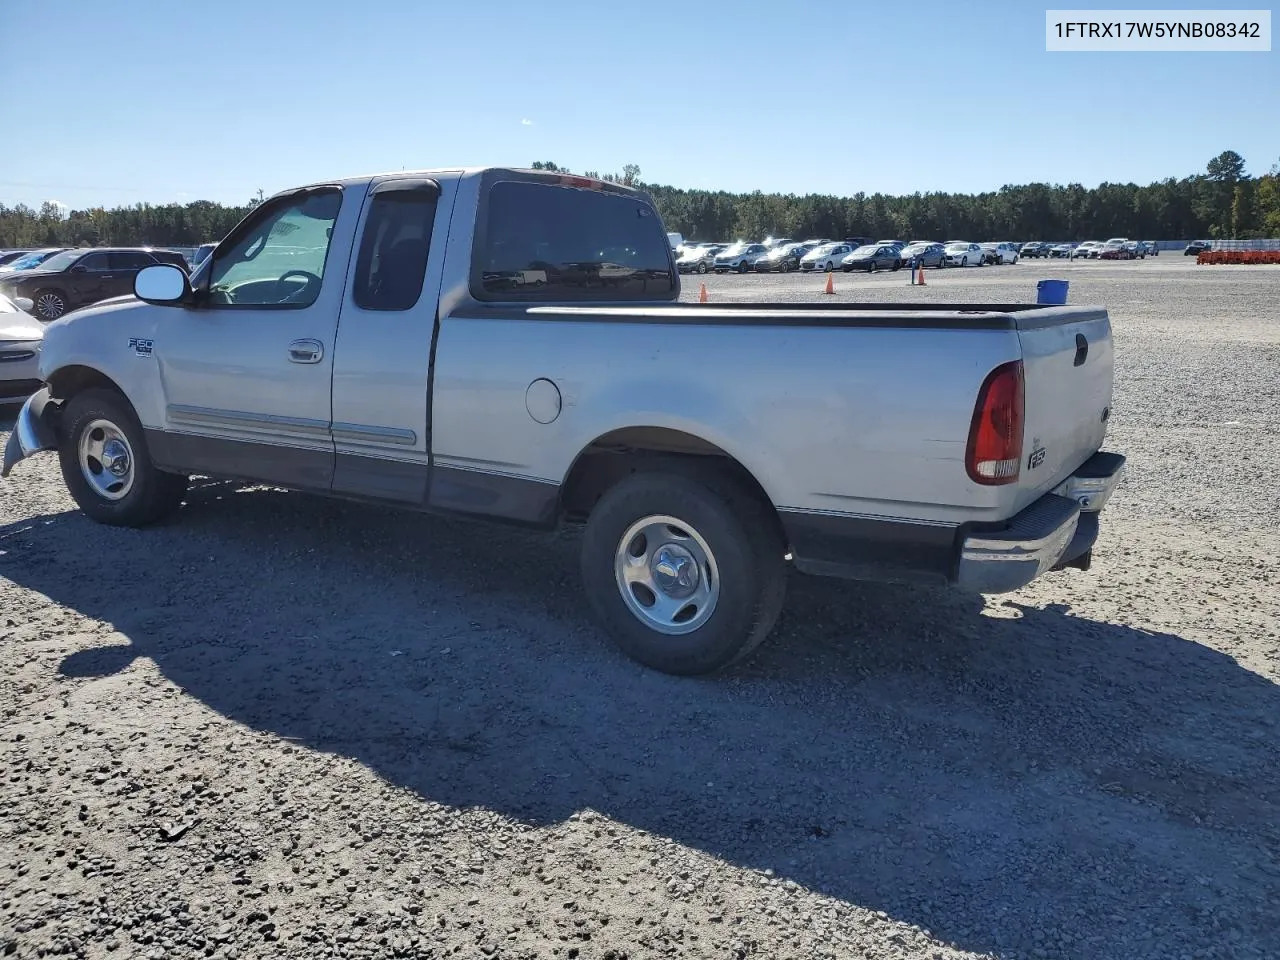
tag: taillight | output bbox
[966,360,1024,485]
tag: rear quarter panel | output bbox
[429,313,1026,524]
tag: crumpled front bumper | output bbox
[955,451,1126,594]
[2,387,58,478]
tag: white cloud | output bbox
[43,199,70,218]
[521,118,534,126]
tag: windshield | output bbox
[946,242,969,250]
[720,242,747,256]
[30,250,85,272]
[851,245,877,256]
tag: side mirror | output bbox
[14,296,34,312]
[134,264,191,305]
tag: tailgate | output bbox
[1015,308,1114,502]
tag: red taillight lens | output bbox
[966,360,1024,485]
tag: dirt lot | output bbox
[3,256,1278,960]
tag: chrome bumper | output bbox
[1,387,58,478]
[956,451,1126,594]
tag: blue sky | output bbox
[0,0,1275,211]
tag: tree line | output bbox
[2,151,1277,250]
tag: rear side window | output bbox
[475,180,675,301]
[111,251,155,270]
[353,183,439,311]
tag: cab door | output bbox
[329,176,457,502]
[150,186,360,490]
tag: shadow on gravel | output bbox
[5,481,1279,959]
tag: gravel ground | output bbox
[3,256,1278,960]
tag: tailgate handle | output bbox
[1073,333,1089,367]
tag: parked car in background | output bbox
[0,250,33,268]
[841,244,903,272]
[897,241,946,268]
[986,242,1020,264]
[762,237,794,249]
[676,245,721,274]
[944,242,983,266]
[842,236,875,248]
[799,242,854,272]
[1019,241,1047,259]
[713,242,768,274]
[1098,238,1134,260]
[1071,241,1100,259]
[755,242,813,272]
[0,292,43,406]
[1123,241,1146,259]
[1140,241,1159,256]
[1048,243,1075,259]
[0,248,67,275]
[1184,240,1211,256]
[191,242,219,268]
[0,247,189,320]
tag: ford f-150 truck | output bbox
[2,167,1124,676]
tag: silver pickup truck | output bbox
[3,167,1124,676]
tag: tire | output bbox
[697,262,707,274]
[737,261,748,274]
[580,469,786,676]
[824,261,834,273]
[57,388,189,527]
[34,288,69,321]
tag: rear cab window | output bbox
[472,176,676,302]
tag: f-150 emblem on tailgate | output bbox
[128,338,153,357]
[1028,443,1046,470]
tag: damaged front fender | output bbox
[2,387,59,478]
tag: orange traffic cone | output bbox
[916,262,926,286]
[823,272,835,295]
[698,282,708,303]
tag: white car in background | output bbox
[986,241,1020,264]
[799,242,853,272]
[0,293,42,406]
[944,242,983,267]
[1072,241,1102,259]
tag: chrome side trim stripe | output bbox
[331,422,417,445]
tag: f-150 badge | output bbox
[128,337,153,357]
[1028,439,1046,470]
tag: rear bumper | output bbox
[1,387,58,478]
[955,451,1126,593]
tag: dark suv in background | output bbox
[0,247,188,320]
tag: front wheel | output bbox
[737,261,749,274]
[581,470,786,676]
[697,262,707,274]
[57,389,189,527]
[34,289,68,321]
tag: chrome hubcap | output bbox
[78,419,135,501]
[614,515,719,635]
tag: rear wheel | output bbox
[737,261,749,274]
[581,470,786,676]
[697,262,707,274]
[57,389,189,527]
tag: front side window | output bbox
[352,184,439,311]
[476,180,675,301]
[79,252,112,271]
[207,189,341,308]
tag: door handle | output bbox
[288,339,324,364]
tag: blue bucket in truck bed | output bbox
[1036,279,1069,305]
